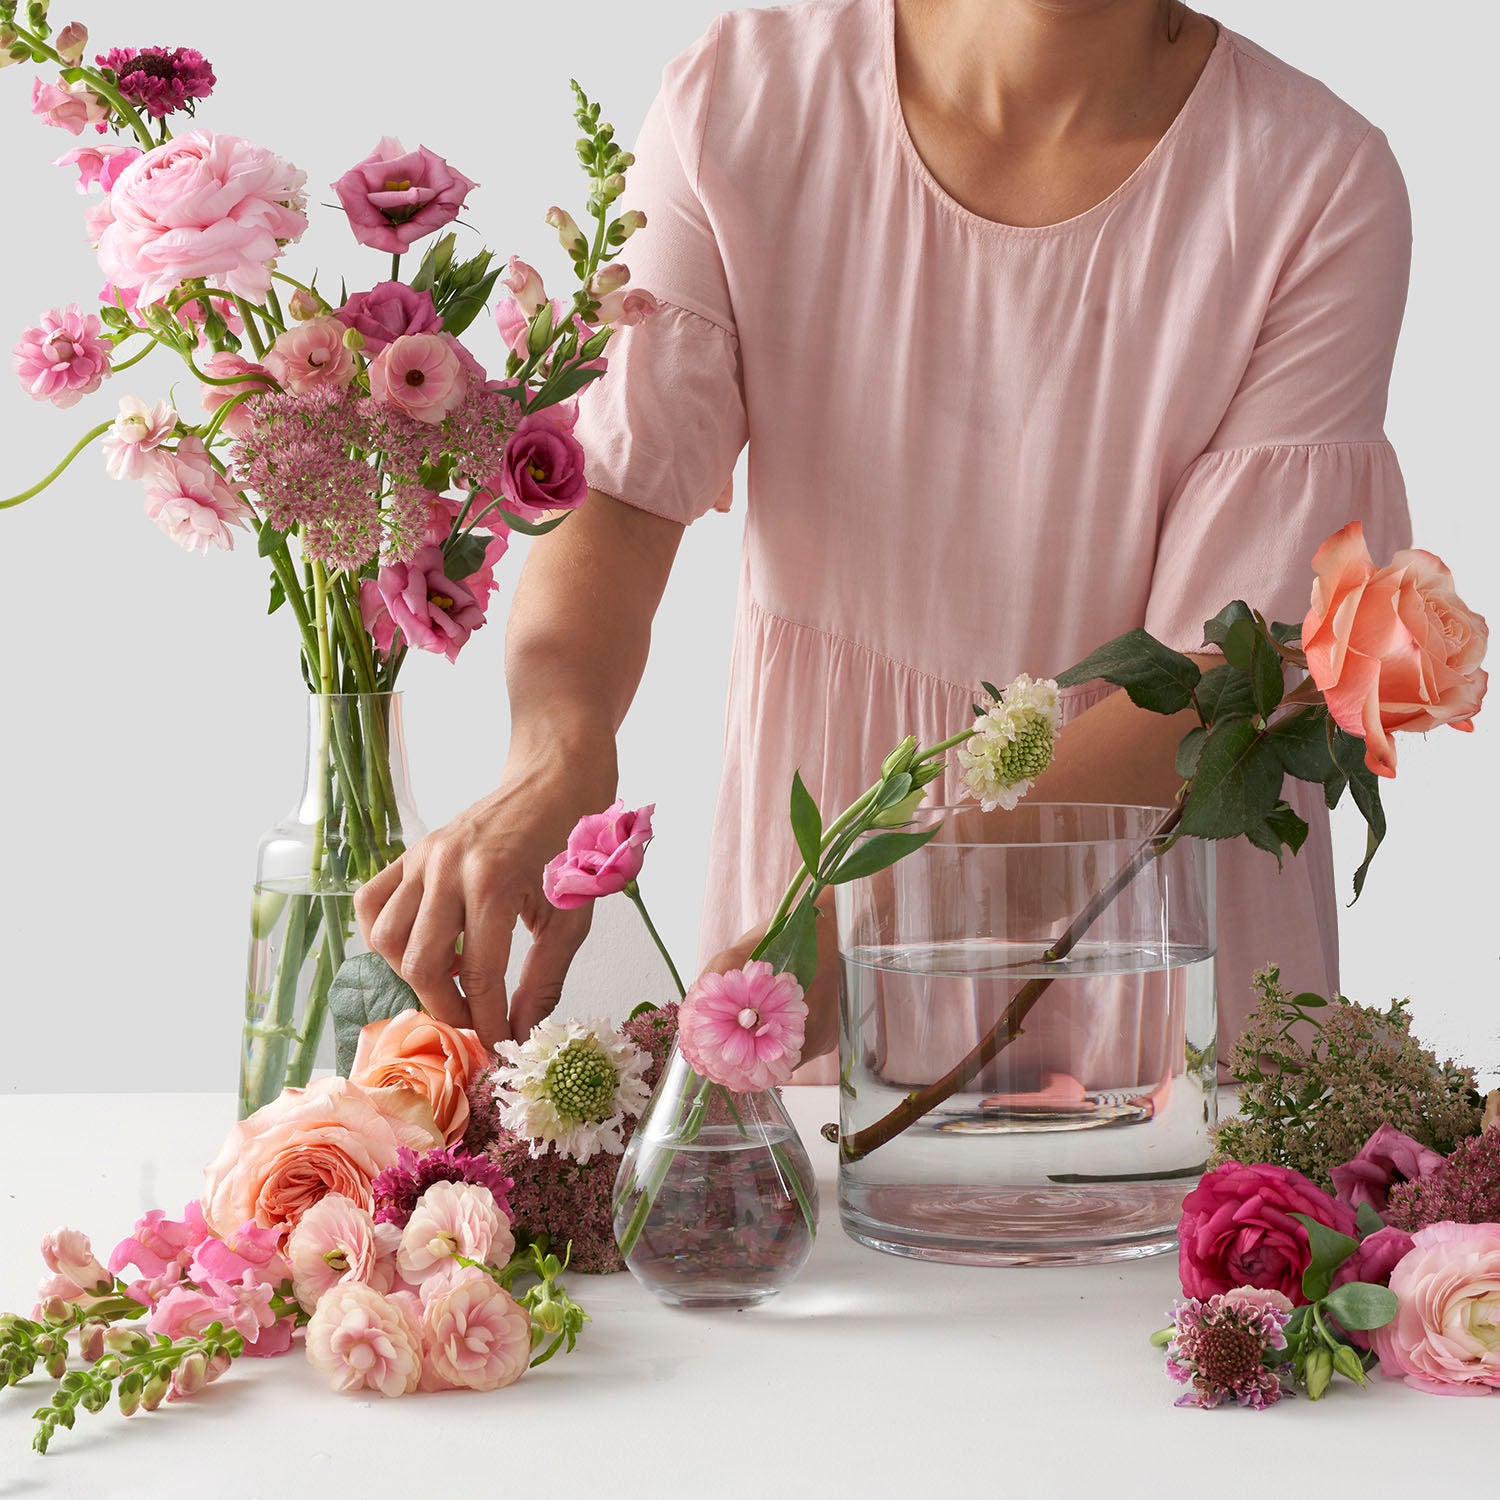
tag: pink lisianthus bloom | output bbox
[596,284,659,327]
[462,526,512,616]
[494,294,565,357]
[306,1282,423,1397]
[332,138,477,255]
[198,350,274,439]
[395,1181,513,1288]
[368,546,487,662]
[141,435,255,553]
[1331,1123,1448,1215]
[30,74,109,135]
[263,316,357,395]
[286,1193,384,1314]
[501,256,547,316]
[97,130,308,304]
[335,281,442,357]
[40,1228,112,1297]
[368,332,468,423]
[542,801,655,909]
[678,960,809,1092]
[419,1276,531,1392]
[13,304,112,408]
[53,142,140,193]
[102,395,176,480]
[486,411,588,522]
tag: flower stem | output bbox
[0,421,112,509]
[391,252,402,282]
[233,297,268,361]
[625,883,686,999]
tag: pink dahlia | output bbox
[141,435,254,552]
[678,961,808,1092]
[95,46,216,119]
[1165,1287,1291,1410]
[12,304,112,408]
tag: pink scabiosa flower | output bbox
[306,1282,423,1397]
[368,545,487,662]
[542,801,655,909]
[198,350,273,439]
[395,1181,513,1289]
[30,75,108,135]
[482,411,588,522]
[368,332,468,424]
[263,316,357,395]
[286,1193,384,1314]
[102,395,176,480]
[53,142,141,193]
[141,435,254,553]
[13,304,111,407]
[419,1276,531,1392]
[678,961,809,1092]
[334,281,442,356]
[95,46,216,119]
[1164,1287,1292,1410]
[371,1146,514,1231]
[332,138,477,255]
[40,1229,112,1298]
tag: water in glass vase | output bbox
[838,937,1217,1265]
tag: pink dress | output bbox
[576,0,1412,1082]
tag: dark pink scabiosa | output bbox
[1165,1287,1292,1410]
[370,1145,514,1230]
[95,47,216,119]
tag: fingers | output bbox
[365,865,426,974]
[509,905,593,1042]
[699,923,763,978]
[353,854,405,947]
[399,877,469,1028]
[457,891,518,1055]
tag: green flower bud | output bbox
[117,1372,142,1417]
[601,173,626,201]
[533,1301,565,1335]
[1305,1347,1333,1400]
[44,1348,67,1381]
[80,1382,110,1414]
[1331,1343,1367,1384]
[140,1370,170,1411]
[174,1351,207,1397]
[526,301,555,357]
[880,735,918,778]
[341,326,365,352]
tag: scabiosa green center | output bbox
[543,1037,620,1124]
[992,709,1054,782]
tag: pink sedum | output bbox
[306,1282,423,1398]
[13,304,112,408]
[678,960,808,1092]
[141,435,254,553]
[419,1276,531,1392]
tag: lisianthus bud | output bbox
[589,262,629,298]
[1305,1347,1333,1400]
[341,326,365,351]
[957,674,1061,813]
[881,735,918,778]
[1331,1343,1366,1384]
[544,206,587,257]
[53,19,85,62]
[287,286,322,321]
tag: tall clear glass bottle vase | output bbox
[240,692,423,1117]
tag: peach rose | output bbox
[349,1011,490,1146]
[1303,521,1488,778]
[201,1077,440,1239]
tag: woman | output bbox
[356,0,1411,1084]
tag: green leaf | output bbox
[329,953,422,1077]
[409,233,457,295]
[529,361,608,407]
[1267,709,1337,782]
[1269,619,1303,646]
[1247,630,1285,720]
[828,826,941,885]
[1056,628,1201,715]
[1221,616,1258,672]
[1175,726,1207,779]
[490,507,573,538]
[1355,1202,1384,1239]
[1180,720,1284,840]
[1202,600,1253,648]
[789,771,822,874]
[267,574,285,616]
[1331,729,1386,900]
[257,524,289,558]
[1264,799,1310,855]
[756,896,819,990]
[439,268,503,336]
[1291,1212,1361,1302]
[1323,1281,1399,1333]
[1290,991,1328,1009]
[1191,663,1257,725]
[443,532,489,581]
[626,1001,658,1020]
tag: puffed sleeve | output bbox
[573,18,748,523]
[1143,127,1413,648]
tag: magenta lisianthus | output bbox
[486,411,588,522]
[95,46,216,119]
[370,546,488,662]
[1164,1288,1291,1410]
[335,281,442,356]
[369,332,468,424]
[332,137,477,255]
[141,435,254,553]
[678,960,808,1093]
[12,304,112,408]
[1331,1123,1448,1215]
[53,142,140,193]
[542,802,655,909]
[30,75,109,135]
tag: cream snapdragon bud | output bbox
[616,209,647,238]
[78,1320,106,1362]
[589,262,629,297]
[601,172,626,201]
[140,1370,170,1411]
[117,1373,143,1417]
[173,1351,208,1397]
[54,20,87,63]
[545,206,587,257]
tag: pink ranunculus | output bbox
[332,137,477,255]
[286,1193,382,1314]
[487,411,588,522]
[102,395,176,480]
[1331,1124,1449,1215]
[395,1181,513,1288]
[371,546,487,663]
[678,960,809,1092]
[97,130,308,304]
[334,281,442,357]
[263,316,357,395]
[141,434,255,553]
[368,332,467,424]
[1303,521,1489,779]
[40,1229,112,1297]
[542,801,655,910]
[30,74,108,135]
[201,1076,442,1241]
[1371,1221,1500,1394]
[198,349,273,439]
[306,1282,423,1398]
[13,304,112,407]
[501,256,547,316]
[419,1276,531,1392]
[596,284,659,327]
[1178,1161,1359,1305]
[53,142,141,193]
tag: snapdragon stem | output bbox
[0,421,112,509]
[624,883,686,1000]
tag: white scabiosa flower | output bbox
[957,674,1062,812]
[491,1018,651,1164]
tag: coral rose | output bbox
[351,1011,489,1145]
[1178,1161,1358,1305]
[201,1076,441,1240]
[542,801,655,909]
[419,1276,531,1392]
[263,316,357,394]
[1371,1221,1500,1394]
[306,1282,423,1398]
[1303,521,1488,778]
[332,138,476,255]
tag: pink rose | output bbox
[201,1075,442,1240]
[13,303,111,408]
[30,74,108,135]
[1371,1221,1500,1395]
[98,130,308,304]
[102,395,176,480]
[419,1276,531,1392]
[501,256,547,316]
[368,332,467,424]
[369,545,488,663]
[351,1011,491,1147]
[332,138,476,255]
[40,1228,111,1297]
[678,961,809,1092]
[1304,521,1489,779]
[198,350,273,439]
[263,316,357,395]
[334,281,442,356]
[306,1282,423,1397]
[141,435,255,553]
[596,284,659,327]
[542,801,655,909]
[487,411,588,522]
[1331,1124,1449,1215]
[1178,1161,1358,1305]
[53,143,140,193]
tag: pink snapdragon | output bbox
[335,281,441,356]
[188,1219,287,1286]
[306,1282,424,1397]
[12,304,112,407]
[53,142,140,193]
[141,435,254,553]
[369,333,468,423]
[494,294,564,357]
[364,546,488,662]
[501,256,547,315]
[102,396,176,480]
[543,802,655,909]
[39,1228,112,1299]
[486,411,588,521]
[596,284,659,327]
[678,961,809,1092]
[332,138,476,254]
[264,316,357,395]
[110,1203,211,1282]
[419,1277,531,1392]
[30,75,108,135]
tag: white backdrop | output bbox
[1,1,1495,1095]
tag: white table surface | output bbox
[1,1090,1489,1500]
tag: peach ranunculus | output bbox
[306,1282,423,1398]
[419,1276,532,1392]
[201,1076,441,1240]
[1303,521,1489,778]
[285,1193,384,1314]
[349,1010,490,1146]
